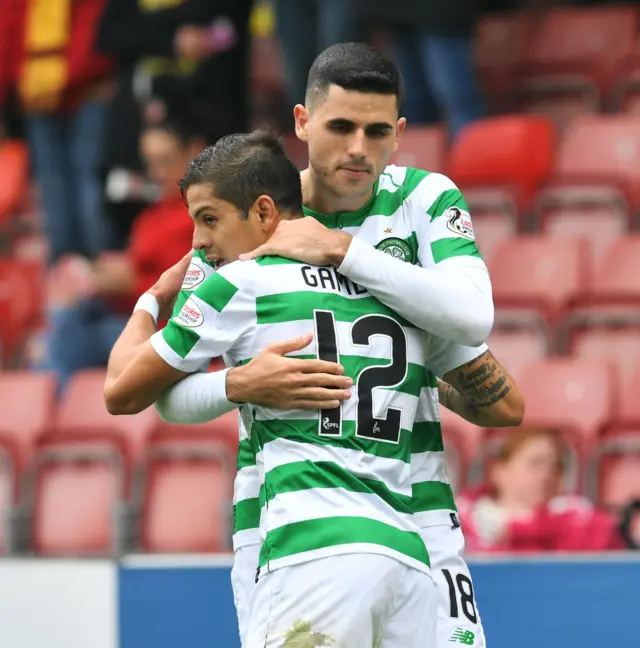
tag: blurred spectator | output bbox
[367,0,485,138]
[274,0,369,105]
[458,428,625,552]
[32,115,204,390]
[17,0,114,264]
[97,0,252,249]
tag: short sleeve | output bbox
[151,267,254,373]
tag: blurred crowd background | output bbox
[0,0,638,558]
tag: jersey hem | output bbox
[258,543,430,577]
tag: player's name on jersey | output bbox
[300,265,366,296]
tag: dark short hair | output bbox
[306,42,404,110]
[178,130,303,217]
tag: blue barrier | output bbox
[119,554,640,648]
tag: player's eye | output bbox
[367,128,388,139]
[204,216,217,226]
[329,122,352,133]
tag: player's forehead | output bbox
[311,84,398,127]
[184,183,238,218]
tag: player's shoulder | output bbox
[379,165,458,203]
[180,249,217,292]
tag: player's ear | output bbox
[294,104,309,143]
[394,117,407,153]
[253,194,279,232]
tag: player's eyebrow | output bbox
[192,206,215,221]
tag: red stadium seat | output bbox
[26,370,160,555]
[0,371,56,469]
[587,237,640,304]
[488,236,589,324]
[30,443,125,556]
[617,365,640,426]
[153,410,240,461]
[392,125,447,173]
[534,116,640,235]
[449,115,556,229]
[514,7,637,123]
[471,208,516,265]
[140,432,234,553]
[565,327,640,390]
[517,358,616,445]
[0,259,45,365]
[487,327,549,382]
[54,369,158,460]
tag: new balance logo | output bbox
[450,629,475,645]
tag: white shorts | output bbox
[244,554,437,648]
[230,525,487,648]
[423,524,487,648]
[230,544,261,646]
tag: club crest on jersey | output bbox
[181,262,206,290]
[176,298,204,328]
[375,237,415,263]
[444,207,475,240]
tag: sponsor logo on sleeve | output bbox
[444,207,475,240]
[181,262,206,290]
[175,298,204,328]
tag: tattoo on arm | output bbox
[440,351,514,424]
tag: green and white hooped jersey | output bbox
[155,255,435,574]
[167,165,484,557]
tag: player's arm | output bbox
[425,337,524,427]
[337,174,493,347]
[105,269,252,415]
[439,351,524,427]
[240,173,492,347]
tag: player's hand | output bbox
[148,251,193,320]
[226,333,353,409]
[239,217,353,268]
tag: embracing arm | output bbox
[438,350,524,427]
[336,237,493,347]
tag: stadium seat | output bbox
[488,236,589,324]
[29,440,126,556]
[153,410,240,461]
[609,41,640,113]
[139,432,234,553]
[517,358,616,445]
[392,125,447,173]
[471,211,515,265]
[586,237,640,304]
[54,369,158,460]
[0,259,45,365]
[0,371,56,469]
[449,115,556,230]
[616,364,640,426]
[25,370,160,555]
[513,7,637,124]
[565,327,640,390]
[486,326,549,382]
[534,116,640,237]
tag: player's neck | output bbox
[301,168,374,215]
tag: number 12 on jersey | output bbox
[313,309,408,444]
